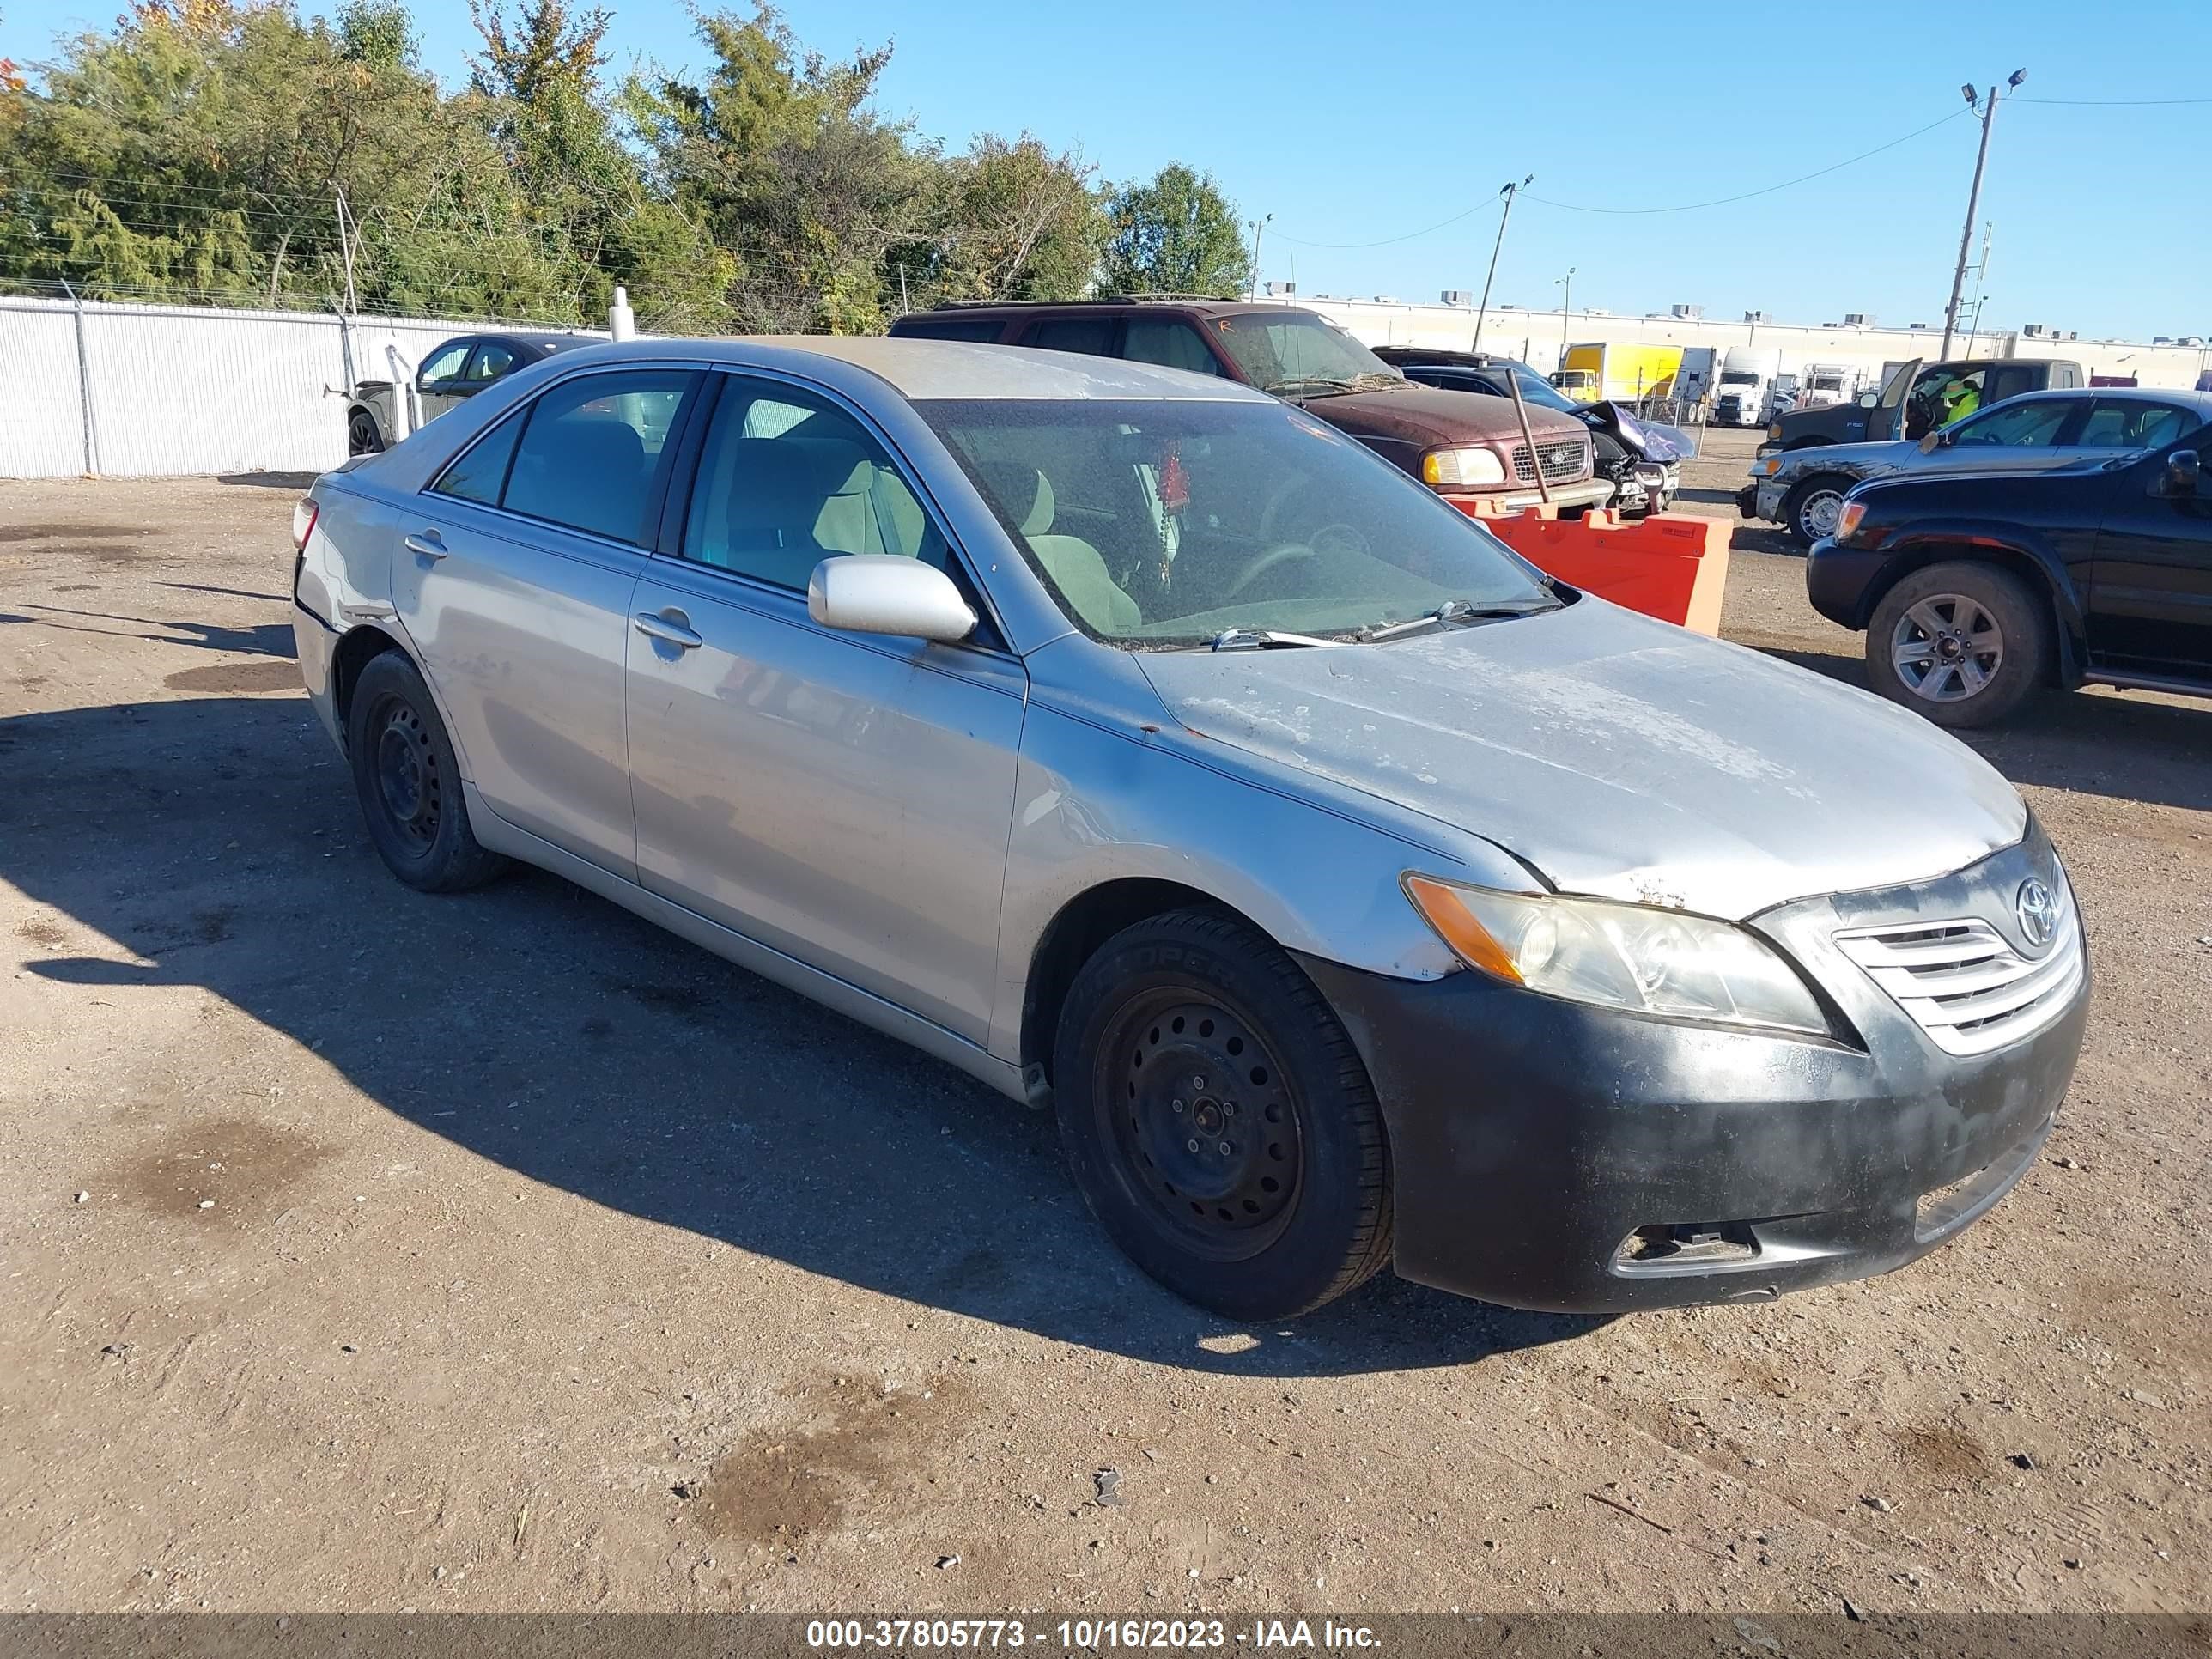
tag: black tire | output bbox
[1864,561,2051,729]
[1052,908,1392,1321]
[347,410,385,456]
[345,651,507,892]
[1782,474,1853,547]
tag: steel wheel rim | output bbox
[1892,594,2005,702]
[1798,489,1844,541]
[373,698,441,848]
[1098,990,1303,1261]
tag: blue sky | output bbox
[9,0,2209,340]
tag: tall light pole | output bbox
[1247,214,1271,301]
[1471,174,1532,355]
[1940,71,2022,358]
[1555,266,1575,369]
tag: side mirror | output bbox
[1857,392,1880,409]
[808,555,977,643]
[2164,448,2202,498]
[1918,428,1948,454]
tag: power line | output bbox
[1527,107,1972,216]
[1272,195,1502,251]
[2012,94,2212,105]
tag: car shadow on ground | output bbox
[216,471,323,491]
[1750,641,2212,814]
[1,600,295,662]
[3,694,1604,1379]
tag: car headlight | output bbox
[1768,422,1783,440]
[1420,447,1509,489]
[1402,874,1829,1036]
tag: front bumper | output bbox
[1753,479,1788,521]
[1452,477,1616,515]
[1300,835,2088,1314]
[1804,538,1891,629]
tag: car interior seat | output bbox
[979,463,1140,635]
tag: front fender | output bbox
[1864,520,2089,677]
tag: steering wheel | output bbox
[1225,523,1368,599]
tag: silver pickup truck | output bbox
[345,331,591,454]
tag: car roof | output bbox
[1998,386,2212,410]
[556,335,1271,403]
[915,297,1283,319]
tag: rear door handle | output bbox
[403,530,447,561]
[634,611,703,651]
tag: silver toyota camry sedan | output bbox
[290,337,2089,1321]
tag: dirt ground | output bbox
[2,433,2206,1617]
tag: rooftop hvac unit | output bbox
[1440,289,1472,306]
[1842,313,1871,327]
[1908,321,1931,330]
[1671,303,1704,319]
[1371,295,1399,304]
[2022,323,2047,337]
[2154,336,2174,345]
[1743,310,1771,323]
[1265,281,1297,296]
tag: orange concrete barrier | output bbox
[1450,501,1730,636]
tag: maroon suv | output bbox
[889,300,1611,515]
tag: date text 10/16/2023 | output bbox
[805,1619,1382,1650]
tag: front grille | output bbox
[1510,437,1588,484]
[1716,395,1746,421]
[1833,903,2082,1057]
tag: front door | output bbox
[392,365,701,878]
[624,373,1026,1043]
[2087,433,2212,676]
[414,338,475,424]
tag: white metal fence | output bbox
[0,294,599,480]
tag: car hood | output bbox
[1135,599,2025,921]
[1776,438,1920,474]
[1296,382,1585,447]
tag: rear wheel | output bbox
[347,410,384,456]
[1865,561,2051,728]
[1782,474,1853,547]
[1052,908,1392,1321]
[346,651,507,891]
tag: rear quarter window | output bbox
[891,315,1012,343]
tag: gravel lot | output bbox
[2,433,2206,1615]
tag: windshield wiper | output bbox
[1358,597,1559,642]
[1267,375,1363,398]
[1207,627,1340,652]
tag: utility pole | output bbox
[1940,72,2021,358]
[1247,214,1271,301]
[1471,174,1532,355]
[1556,266,1574,368]
[332,185,358,317]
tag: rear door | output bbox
[623,371,1026,1042]
[2087,427,2212,675]
[391,365,702,878]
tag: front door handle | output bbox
[403,530,447,561]
[634,610,703,651]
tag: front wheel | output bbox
[1864,561,2051,728]
[1052,909,1392,1321]
[1782,475,1853,547]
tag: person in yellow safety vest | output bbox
[1941,374,1983,428]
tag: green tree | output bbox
[897,133,1103,307]
[624,5,935,333]
[1099,162,1250,298]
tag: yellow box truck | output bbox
[1553,343,1686,407]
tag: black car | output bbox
[344,331,592,454]
[1805,391,2212,726]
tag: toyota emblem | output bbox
[2015,878,2059,951]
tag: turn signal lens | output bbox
[1835,501,1867,542]
[291,496,319,551]
[1401,874,1829,1036]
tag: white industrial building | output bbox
[1252,289,2212,393]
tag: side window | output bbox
[681,375,951,592]
[430,410,526,505]
[1025,317,1120,357]
[1949,399,2072,447]
[894,316,1010,343]
[2080,401,2198,449]
[1985,366,2038,404]
[465,342,517,383]
[418,341,471,387]
[501,370,695,545]
[1123,319,1218,376]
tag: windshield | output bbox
[1811,372,1846,391]
[1209,313,1398,394]
[1719,370,1759,386]
[918,398,1554,647]
[1553,369,1595,388]
[1498,366,1580,414]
